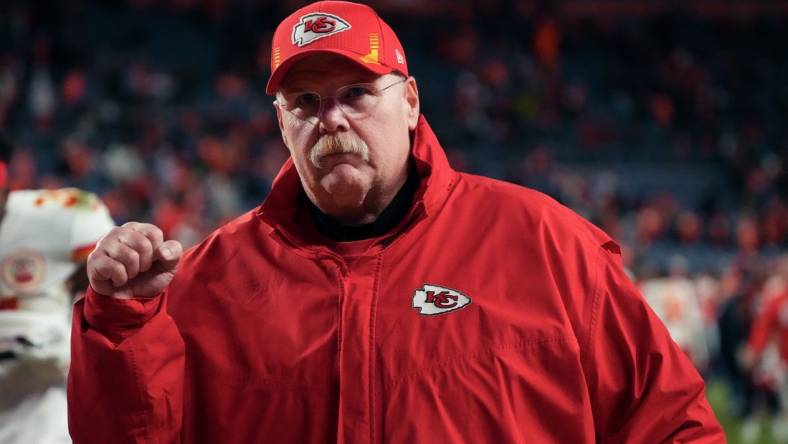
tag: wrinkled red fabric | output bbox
[68,116,723,443]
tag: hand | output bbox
[87,222,183,298]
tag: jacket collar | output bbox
[257,115,456,247]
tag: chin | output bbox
[331,195,367,213]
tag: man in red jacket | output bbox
[68,1,724,442]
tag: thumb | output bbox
[155,240,183,271]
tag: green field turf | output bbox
[708,380,783,444]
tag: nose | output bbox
[318,97,349,134]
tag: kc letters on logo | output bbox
[412,284,471,315]
[292,13,351,47]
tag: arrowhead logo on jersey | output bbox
[292,13,351,47]
[412,284,471,315]
[1,250,45,293]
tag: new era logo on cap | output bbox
[292,13,351,47]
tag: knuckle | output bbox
[112,262,127,278]
[147,224,164,238]
[105,228,128,246]
[117,249,139,268]
[125,247,140,262]
[90,258,114,280]
[101,240,119,257]
[94,237,108,251]
[110,226,126,237]
[137,233,155,252]
[121,232,144,250]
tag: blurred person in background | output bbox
[0,134,115,443]
[67,2,723,442]
[717,257,782,443]
[741,254,788,442]
[693,270,723,371]
[640,254,710,371]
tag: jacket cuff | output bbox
[82,287,163,344]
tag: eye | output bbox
[341,85,374,100]
[293,92,321,109]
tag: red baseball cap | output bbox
[266,1,408,94]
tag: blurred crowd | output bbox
[0,0,786,439]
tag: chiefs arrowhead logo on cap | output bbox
[412,284,471,316]
[267,2,409,94]
[292,13,351,47]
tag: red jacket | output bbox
[68,116,723,443]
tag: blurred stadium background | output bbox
[0,0,786,441]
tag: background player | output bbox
[0,134,115,444]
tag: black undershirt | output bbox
[307,168,419,241]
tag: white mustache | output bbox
[310,133,369,169]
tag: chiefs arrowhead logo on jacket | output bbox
[292,13,351,47]
[412,284,471,315]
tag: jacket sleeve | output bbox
[68,288,184,444]
[581,248,725,443]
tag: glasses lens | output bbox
[280,79,404,125]
[288,92,321,120]
[337,84,378,118]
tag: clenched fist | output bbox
[87,222,183,298]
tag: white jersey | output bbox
[640,276,709,370]
[0,189,114,306]
[0,188,114,444]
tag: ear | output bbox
[403,77,420,131]
[273,101,290,148]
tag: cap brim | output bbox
[265,48,394,95]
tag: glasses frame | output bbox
[274,77,409,126]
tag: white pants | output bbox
[0,385,70,444]
[0,358,70,444]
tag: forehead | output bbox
[279,54,383,92]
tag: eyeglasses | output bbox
[274,78,408,126]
